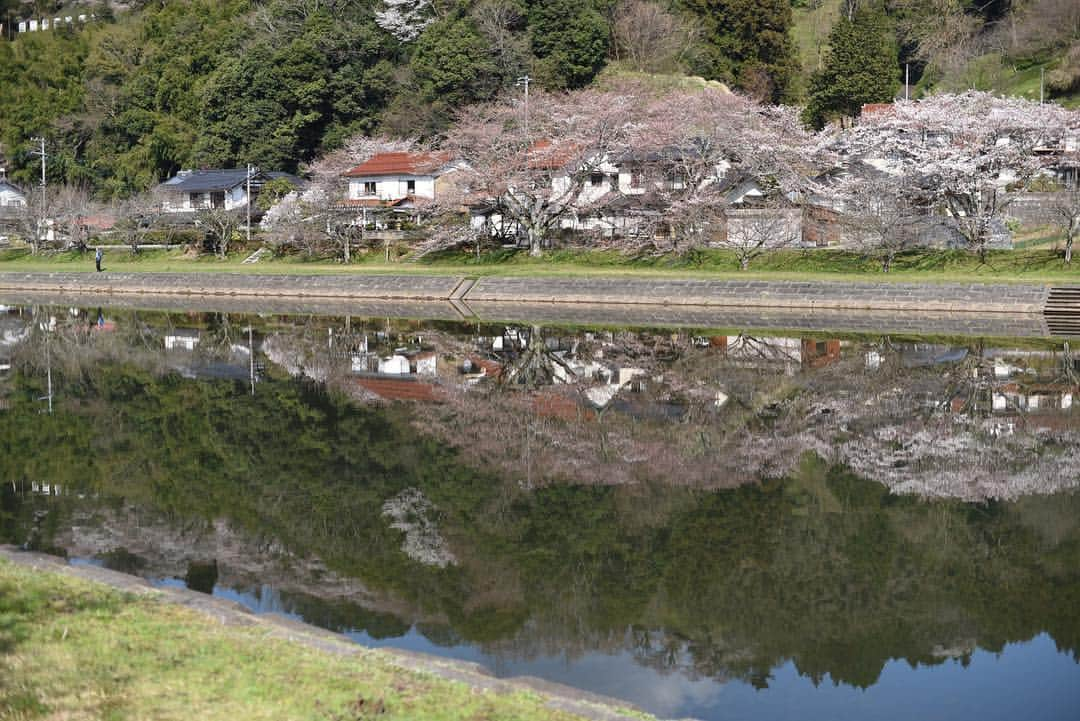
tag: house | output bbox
[157,169,303,215]
[0,172,26,218]
[342,152,460,207]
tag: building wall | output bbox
[348,175,437,202]
[803,205,841,247]
[162,186,249,213]
[714,207,803,248]
[0,188,26,208]
[1004,192,1072,227]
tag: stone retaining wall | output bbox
[1005,192,1066,227]
[466,302,1054,338]
[0,272,463,300]
[466,277,1050,314]
[0,271,1058,315]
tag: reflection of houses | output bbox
[722,336,843,370]
[164,329,200,351]
[801,339,842,369]
[355,376,441,402]
[351,350,441,402]
[992,384,1074,412]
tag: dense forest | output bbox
[0,0,1077,198]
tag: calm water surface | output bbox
[3,302,1079,720]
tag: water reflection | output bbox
[1,302,1079,720]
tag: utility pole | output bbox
[248,325,255,396]
[30,137,46,242]
[246,163,253,243]
[517,75,531,172]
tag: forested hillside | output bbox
[0,0,1076,199]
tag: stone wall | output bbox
[1005,192,1069,228]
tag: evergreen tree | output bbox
[678,0,799,102]
[528,0,610,90]
[802,8,899,129]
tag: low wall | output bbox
[466,277,1050,314]
[1006,192,1068,227]
[0,271,1062,315]
[0,271,464,301]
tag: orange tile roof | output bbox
[356,376,441,402]
[344,152,454,178]
[533,392,591,422]
[528,140,582,171]
[860,103,895,118]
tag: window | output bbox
[364,181,376,195]
[630,171,643,189]
[189,192,207,209]
[590,173,604,187]
[407,179,416,194]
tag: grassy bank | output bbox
[0,559,632,721]
[2,246,1080,284]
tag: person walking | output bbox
[95,247,103,272]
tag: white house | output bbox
[157,169,302,214]
[343,152,461,207]
[0,173,27,211]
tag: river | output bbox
[1,301,1078,720]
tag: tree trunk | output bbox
[528,226,543,257]
[882,253,893,273]
[1066,237,1074,265]
[739,255,749,270]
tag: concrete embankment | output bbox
[0,546,649,721]
[0,271,1060,313]
[0,288,1060,338]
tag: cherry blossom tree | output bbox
[821,92,1078,261]
[1050,188,1080,264]
[624,89,815,254]
[376,0,434,42]
[447,81,816,257]
[831,173,924,272]
[716,203,802,270]
[445,85,640,256]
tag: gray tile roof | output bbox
[159,169,304,193]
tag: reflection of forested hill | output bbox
[2,364,1079,691]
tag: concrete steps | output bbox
[1045,286,1080,336]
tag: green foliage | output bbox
[409,14,501,127]
[528,0,610,89]
[256,177,297,212]
[679,0,799,101]
[802,7,899,129]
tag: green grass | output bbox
[0,559,628,721]
[3,246,1080,284]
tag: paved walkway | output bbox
[0,271,1060,314]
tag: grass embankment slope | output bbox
[3,246,1080,285]
[0,559,635,721]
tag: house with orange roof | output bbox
[342,151,462,207]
